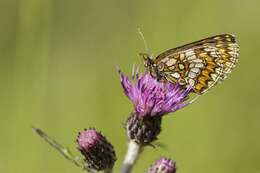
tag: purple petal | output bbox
[118,66,192,117]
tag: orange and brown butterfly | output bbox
[141,34,239,94]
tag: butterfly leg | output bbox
[188,94,201,104]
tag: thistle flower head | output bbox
[118,67,191,118]
[76,128,116,171]
[147,157,177,173]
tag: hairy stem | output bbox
[32,127,91,171]
[121,141,142,173]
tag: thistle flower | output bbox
[76,128,116,171]
[147,157,177,173]
[118,68,191,118]
[118,67,191,144]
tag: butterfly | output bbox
[141,34,239,94]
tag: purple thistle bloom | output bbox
[147,157,177,173]
[118,67,191,118]
[77,128,116,171]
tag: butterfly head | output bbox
[140,53,164,81]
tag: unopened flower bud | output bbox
[126,112,161,145]
[76,128,116,171]
[147,157,176,173]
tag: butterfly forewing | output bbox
[152,34,239,94]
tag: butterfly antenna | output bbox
[138,28,149,53]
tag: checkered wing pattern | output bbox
[153,34,239,94]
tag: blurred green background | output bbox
[1,0,260,173]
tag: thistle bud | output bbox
[147,157,177,173]
[126,112,161,145]
[76,128,116,171]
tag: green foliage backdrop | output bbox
[0,0,260,173]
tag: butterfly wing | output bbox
[153,34,239,94]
